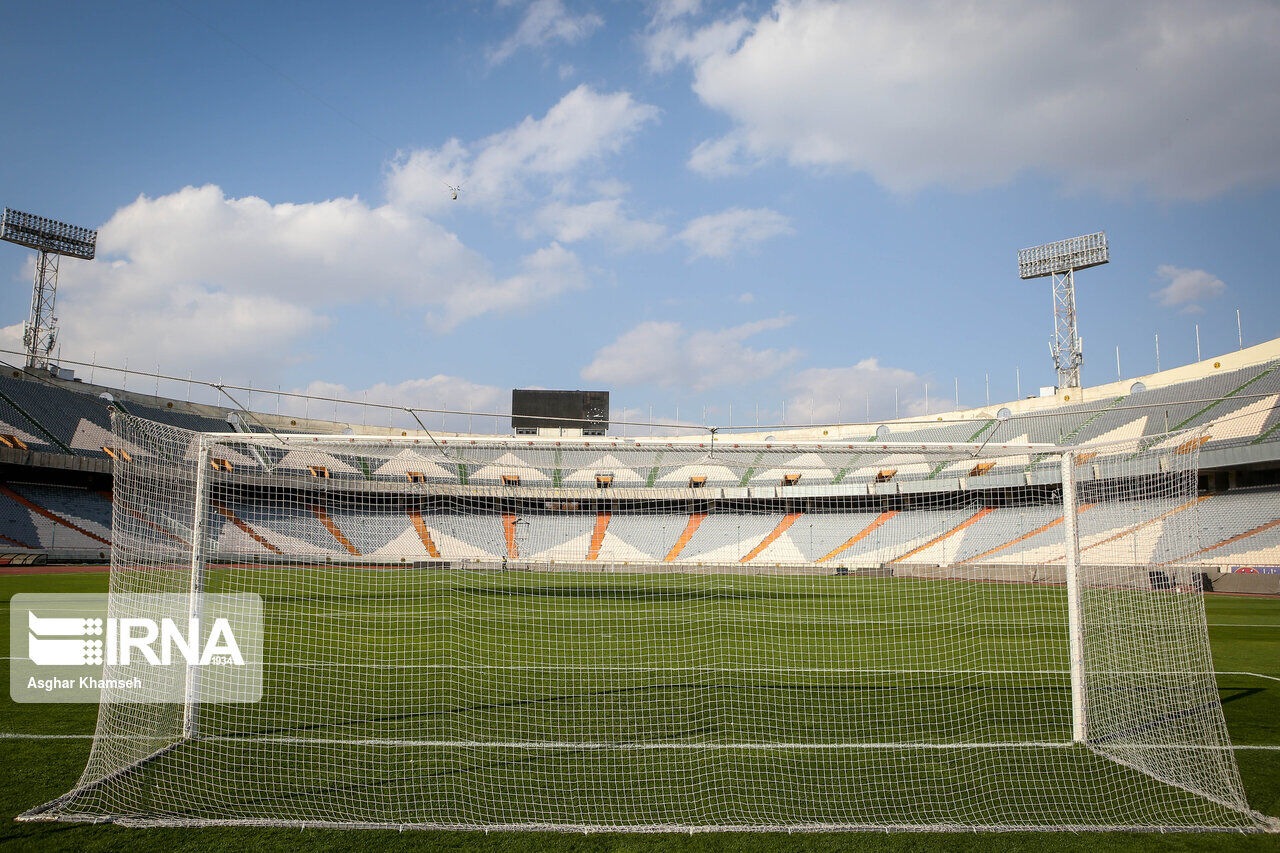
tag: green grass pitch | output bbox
[2,568,1278,851]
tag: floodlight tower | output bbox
[0,208,97,372]
[1017,232,1109,390]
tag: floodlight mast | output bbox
[1017,232,1108,390]
[0,208,97,372]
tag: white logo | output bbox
[27,611,244,667]
[27,612,104,665]
[12,593,263,704]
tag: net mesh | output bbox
[20,414,1270,831]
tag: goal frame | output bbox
[179,437,1092,752]
[21,424,1274,832]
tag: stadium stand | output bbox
[1170,488,1280,566]
[0,340,1277,580]
[815,511,897,563]
[8,483,111,539]
[0,490,42,549]
[322,506,412,556]
[68,479,1275,574]
[600,511,690,560]
[0,483,109,554]
[680,513,784,562]
[125,493,1277,570]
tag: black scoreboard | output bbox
[512,390,609,435]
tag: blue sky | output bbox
[1,0,1278,431]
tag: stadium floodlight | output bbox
[1,208,97,259]
[1018,232,1108,390]
[0,208,98,372]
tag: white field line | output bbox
[6,607,1273,627]
[1,732,1278,750]
[0,656,1071,672]
[0,659,1077,673]
[3,657,1278,681]
[304,612,1080,625]
[296,609,1280,629]
[1224,670,1280,682]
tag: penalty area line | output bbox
[1,733,1279,750]
[1220,671,1280,682]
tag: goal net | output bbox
[21,414,1273,831]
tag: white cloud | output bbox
[386,87,671,252]
[786,358,944,423]
[529,198,667,250]
[737,292,755,304]
[677,207,792,259]
[0,323,23,356]
[588,178,630,197]
[1151,264,1226,312]
[293,376,508,433]
[386,85,659,213]
[47,184,583,376]
[609,403,703,436]
[643,12,750,73]
[428,241,588,330]
[650,0,704,27]
[3,88,676,380]
[487,0,603,66]
[687,133,761,176]
[665,0,1280,198]
[581,315,801,391]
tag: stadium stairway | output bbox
[115,493,189,548]
[890,507,994,564]
[408,509,442,558]
[1024,398,1127,471]
[0,375,119,457]
[663,513,706,561]
[788,511,883,562]
[1165,490,1280,565]
[310,503,360,556]
[0,484,110,548]
[817,511,897,563]
[1251,413,1280,445]
[210,500,281,555]
[740,512,802,562]
[519,514,597,561]
[959,506,1086,564]
[503,513,518,558]
[426,511,505,560]
[0,492,39,549]
[592,512,682,562]
[927,421,1000,479]
[321,508,405,555]
[681,514,782,562]
[1049,497,1205,564]
[1173,515,1280,564]
[11,484,111,539]
[586,512,611,560]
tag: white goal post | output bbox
[20,415,1276,832]
[1060,450,1087,744]
[182,439,210,741]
